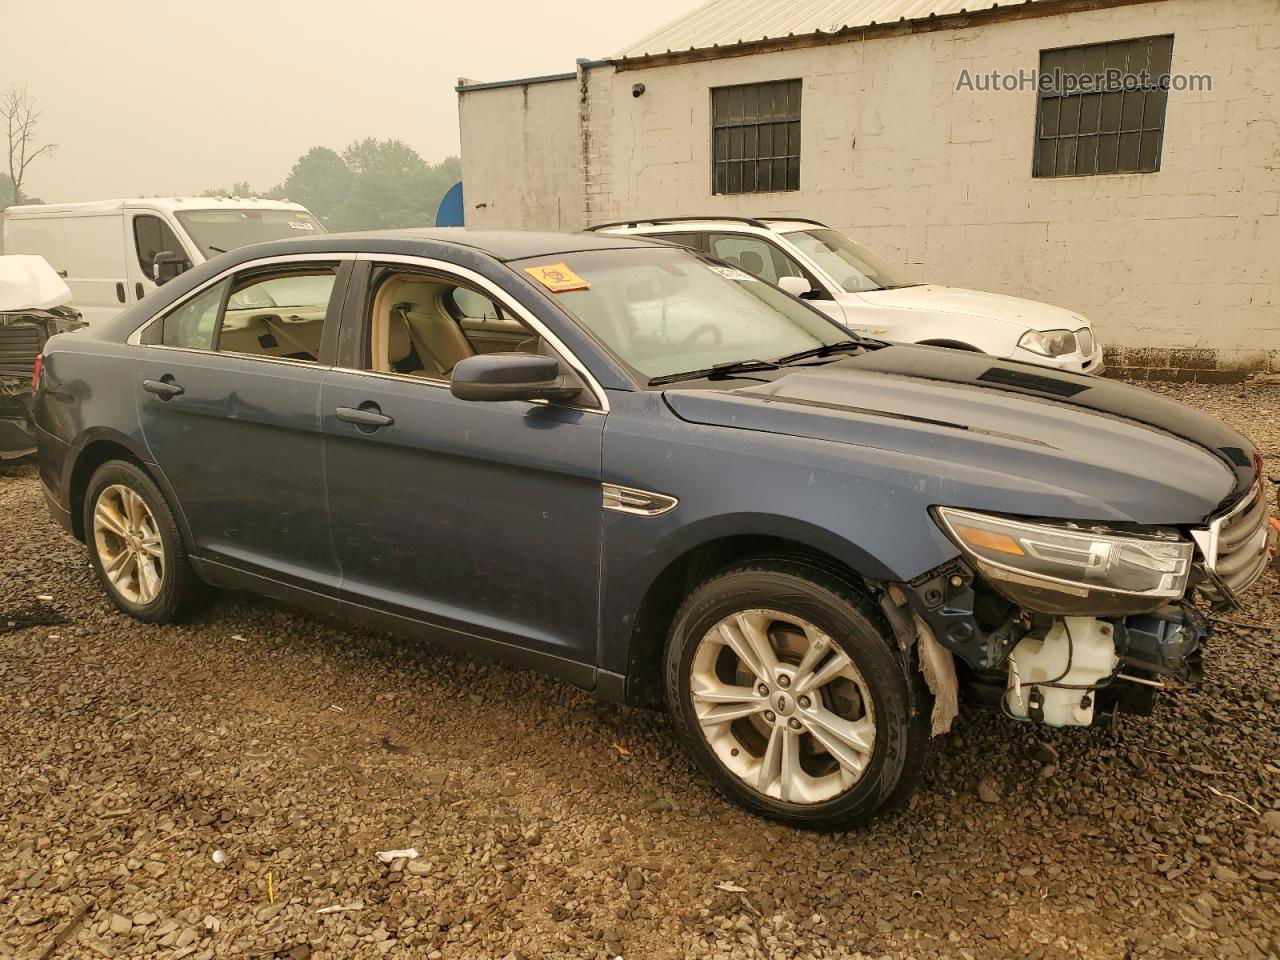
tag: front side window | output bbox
[711,79,801,195]
[1034,35,1173,178]
[174,209,325,258]
[512,247,845,381]
[707,233,808,285]
[133,215,187,280]
[784,229,917,293]
[365,271,541,380]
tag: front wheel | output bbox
[664,560,930,829]
[84,460,205,623]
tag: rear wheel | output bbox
[84,460,204,623]
[665,560,930,829]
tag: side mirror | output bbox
[778,275,814,299]
[153,250,191,285]
[450,352,582,403]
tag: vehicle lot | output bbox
[1,381,1277,960]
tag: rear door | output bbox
[134,255,349,596]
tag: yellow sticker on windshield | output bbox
[524,262,590,292]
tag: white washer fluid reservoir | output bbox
[1005,617,1118,727]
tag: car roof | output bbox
[229,227,664,263]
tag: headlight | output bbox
[934,507,1194,615]
[1018,329,1077,357]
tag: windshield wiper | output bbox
[774,340,867,365]
[206,245,228,254]
[648,358,779,386]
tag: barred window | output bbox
[1034,35,1173,178]
[711,79,801,195]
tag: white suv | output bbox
[592,217,1103,374]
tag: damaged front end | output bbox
[0,306,83,459]
[883,491,1277,733]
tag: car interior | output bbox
[366,272,540,378]
[217,271,335,363]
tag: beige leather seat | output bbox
[395,301,475,377]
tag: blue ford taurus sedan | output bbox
[34,229,1275,828]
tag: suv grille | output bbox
[1075,327,1095,357]
[1197,481,1274,601]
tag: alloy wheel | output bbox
[92,484,165,605]
[690,608,877,804]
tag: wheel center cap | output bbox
[773,691,795,717]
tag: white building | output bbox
[457,0,1279,380]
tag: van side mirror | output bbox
[153,250,190,285]
[778,275,814,299]
[450,352,583,403]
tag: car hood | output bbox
[856,284,1089,331]
[663,345,1255,524]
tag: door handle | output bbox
[115,282,126,303]
[335,405,394,429]
[135,282,145,301]
[142,378,184,400]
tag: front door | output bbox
[127,212,194,305]
[321,262,605,675]
[135,258,347,593]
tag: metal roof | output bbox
[615,0,1051,59]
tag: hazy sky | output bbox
[4,0,700,202]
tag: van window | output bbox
[133,215,187,281]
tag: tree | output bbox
[0,173,14,207]
[277,147,353,227]
[1,86,55,205]
[199,181,256,198]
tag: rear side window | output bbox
[151,265,337,360]
[218,269,337,362]
[159,280,228,349]
[652,232,704,252]
[133,215,187,280]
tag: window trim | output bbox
[339,253,609,414]
[128,253,350,371]
[710,78,803,196]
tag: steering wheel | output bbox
[680,323,723,350]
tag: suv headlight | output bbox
[934,507,1194,615]
[1018,329,1077,357]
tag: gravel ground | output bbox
[1,382,1278,960]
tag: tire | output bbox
[664,559,930,830]
[83,459,206,623]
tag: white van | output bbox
[2,197,324,325]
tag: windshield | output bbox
[511,247,849,381]
[175,209,325,257]
[785,229,918,293]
